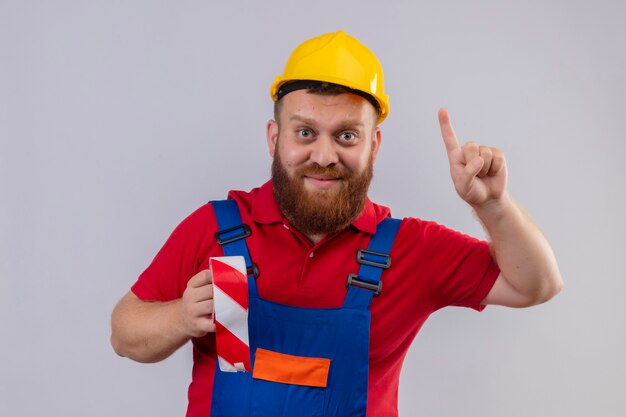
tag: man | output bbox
[111,30,562,417]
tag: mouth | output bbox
[303,175,342,190]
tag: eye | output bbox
[338,131,357,142]
[298,128,313,138]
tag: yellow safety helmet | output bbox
[270,30,389,124]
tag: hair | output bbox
[273,81,380,123]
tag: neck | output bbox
[307,233,326,244]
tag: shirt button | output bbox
[309,252,314,258]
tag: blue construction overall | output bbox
[210,200,400,417]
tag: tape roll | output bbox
[210,256,251,372]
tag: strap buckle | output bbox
[215,224,252,245]
[246,263,259,278]
[356,248,391,269]
[347,274,382,297]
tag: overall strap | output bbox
[343,218,402,310]
[211,200,259,294]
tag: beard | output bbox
[272,149,374,237]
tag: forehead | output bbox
[278,90,377,126]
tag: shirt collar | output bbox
[237,180,391,235]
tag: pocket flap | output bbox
[252,348,331,388]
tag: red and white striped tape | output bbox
[210,256,251,372]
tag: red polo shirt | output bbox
[132,180,500,417]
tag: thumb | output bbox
[456,157,484,191]
[465,156,484,177]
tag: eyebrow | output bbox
[288,114,365,130]
[288,115,315,125]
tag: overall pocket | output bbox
[250,348,330,417]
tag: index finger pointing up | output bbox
[438,108,461,155]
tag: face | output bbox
[266,90,382,236]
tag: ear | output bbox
[266,119,279,157]
[371,127,382,161]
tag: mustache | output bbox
[296,164,352,179]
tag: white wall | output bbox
[1,1,624,416]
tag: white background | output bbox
[1,1,625,416]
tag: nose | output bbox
[309,137,339,167]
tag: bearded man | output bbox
[111,31,562,417]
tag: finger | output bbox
[453,156,484,196]
[487,148,505,176]
[190,284,214,303]
[182,296,215,337]
[188,270,212,288]
[185,286,210,303]
[187,316,216,337]
[438,108,461,155]
[478,146,493,178]
[462,141,479,166]
[191,299,214,317]
[464,156,485,180]
[196,317,216,334]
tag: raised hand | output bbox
[438,108,507,207]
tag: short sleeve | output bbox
[421,221,500,311]
[131,204,220,301]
